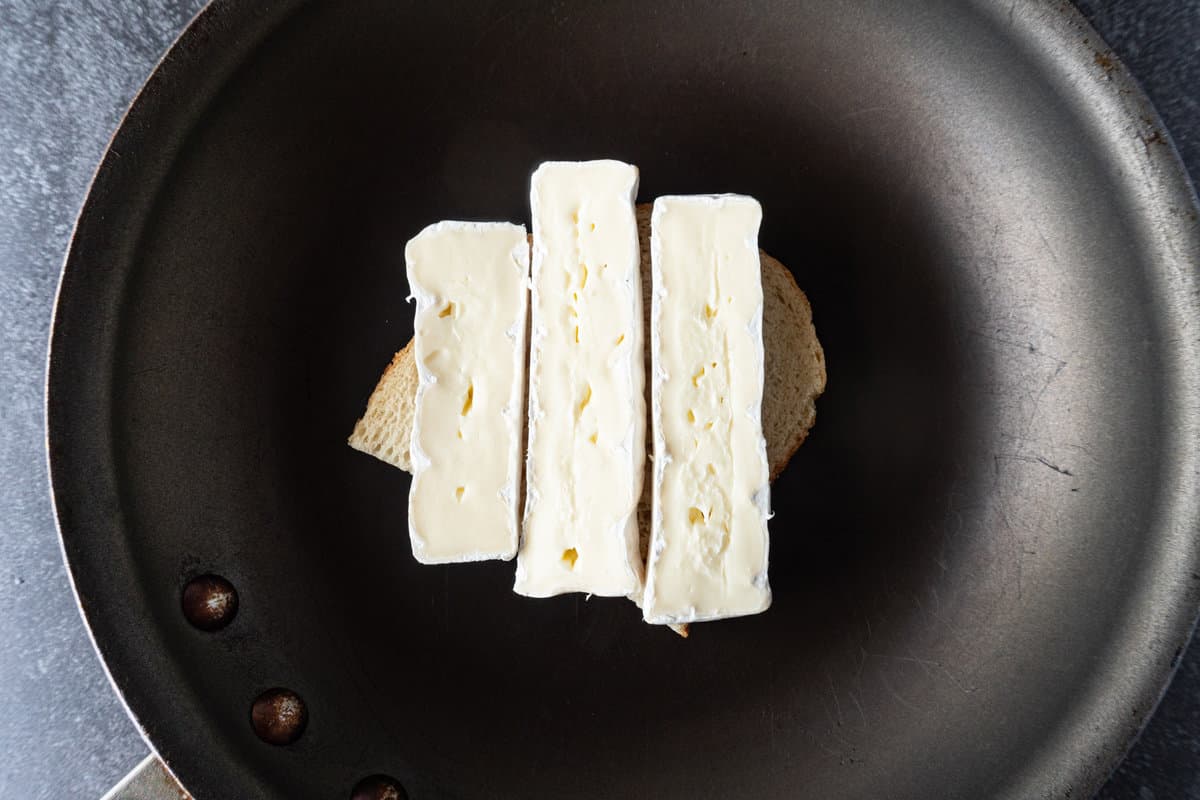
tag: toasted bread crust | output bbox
[347,338,417,471]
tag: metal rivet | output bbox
[350,775,408,800]
[181,574,238,631]
[250,688,307,745]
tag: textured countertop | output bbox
[1,1,1197,798]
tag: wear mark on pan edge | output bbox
[1033,219,1062,269]
[1027,358,1068,432]
[803,727,843,759]
[993,452,1074,477]
[876,669,922,713]
[826,669,844,728]
[848,690,869,728]
[862,649,978,697]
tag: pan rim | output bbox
[44,1,1200,798]
[44,0,305,795]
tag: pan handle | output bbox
[101,754,190,800]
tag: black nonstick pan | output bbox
[48,1,1200,798]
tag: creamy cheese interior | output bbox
[407,221,529,563]
[643,195,771,623]
[515,161,645,598]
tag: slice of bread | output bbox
[348,203,826,631]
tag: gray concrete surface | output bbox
[0,1,1196,797]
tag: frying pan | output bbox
[48,1,1200,798]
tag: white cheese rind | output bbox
[643,195,771,624]
[406,221,529,564]
[515,161,646,598]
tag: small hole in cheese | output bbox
[457,429,463,439]
[588,432,598,444]
[574,326,580,344]
[704,304,718,319]
[461,383,474,416]
[705,421,714,430]
[438,302,455,318]
[562,548,579,568]
[706,463,716,475]
[692,366,706,386]
[577,384,592,418]
[580,264,588,289]
[687,409,696,424]
[615,334,625,346]
[455,486,465,502]
[688,507,706,525]
[589,222,596,232]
